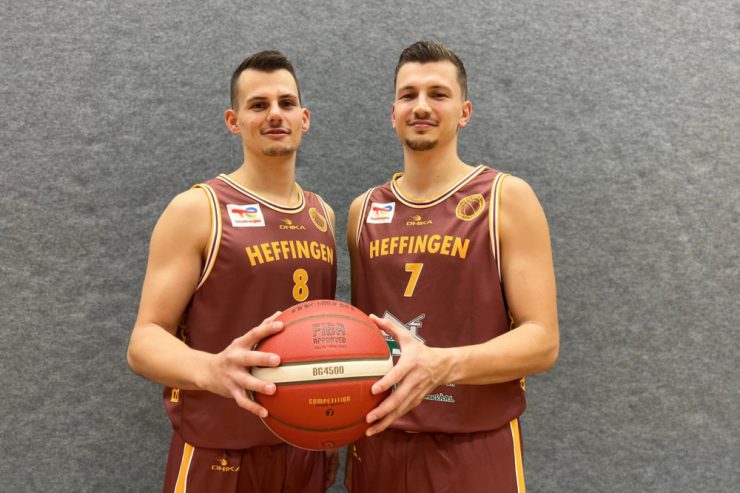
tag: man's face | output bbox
[231,69,309,157]
[392,61,469,152]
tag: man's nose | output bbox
[267,102,283,123]
[413,95,431,117]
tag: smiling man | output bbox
[345,41,559,492]
[127,51,338,492]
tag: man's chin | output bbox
[262,145,295,157]
[405,138,438,151]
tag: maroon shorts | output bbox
[345,419,525,493]
[163,432,328,493]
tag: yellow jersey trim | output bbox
[390,165,486,208]
[216,174,306,214]
[488,172,509,284]
[193,184,222,290]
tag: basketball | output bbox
[251,299,393,450]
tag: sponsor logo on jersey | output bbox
[455,194,486,221]
[382,312,425,357]
[227,203,265,227]
[309,207,328,232]
[367,202,395,224]
[406,215,433,226]
[425,392,456,403]
[211,456,240,473]
[279,218,306,230]
[383,312,456,403]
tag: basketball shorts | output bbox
[345,419,525,493]
[163,432,328,493]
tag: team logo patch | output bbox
[309,207,328,232]
[455,194,486,221]
[367,202,395,224]
[227,204,265,227]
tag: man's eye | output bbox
[399,94,414,100]
[250,103,266,110]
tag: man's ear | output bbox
[225,108,240,135]
[458,100,472,129]
[302,107,310,133]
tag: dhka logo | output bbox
[280,218,306,230]
[406,214,432,226]
[211,456,240,473]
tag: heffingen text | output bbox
[368,235,470,259]
[244,240,334,267]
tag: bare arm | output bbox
[365,176,559,434]
[126,188,283,417]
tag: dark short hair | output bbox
[394,41,468,100]
[230,50,301,109]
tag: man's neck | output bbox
[229,152,299,206]
[398,142,474,200]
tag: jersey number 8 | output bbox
[292,268,309,302]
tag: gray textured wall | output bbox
[1,1,738,492]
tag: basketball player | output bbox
[127,51,339,492]
[345,41,559,492]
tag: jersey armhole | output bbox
[355,187,376,248]
[488,173,509,285]
[192,183,222,290]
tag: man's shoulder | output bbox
[164,187,212,220]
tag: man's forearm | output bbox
[443,322,559,386]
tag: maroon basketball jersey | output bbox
[164,174,337,449]
[354,165,525,433]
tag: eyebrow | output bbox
[245,93,299,103]
[397,84,453,92]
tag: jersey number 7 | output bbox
[404,263,423,297]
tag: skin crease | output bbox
[346,61,559,436]
[127,67,339,488]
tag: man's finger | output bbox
[244,350,281,368]
[369,314,405,341]
[240,320,285,346]
[229,370,277,396]
[370,357,407,394]
[227,383,269,418]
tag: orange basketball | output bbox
[251,299,392,450]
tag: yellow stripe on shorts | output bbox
[175,442,195,493]
[510,418,526,493]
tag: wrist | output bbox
[193,350,217,392]
[433,346,462,385]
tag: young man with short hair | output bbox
[346,41,559,492]
[128,50,338,492]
